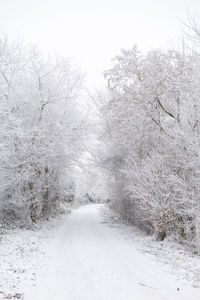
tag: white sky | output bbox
[0,0,200,86]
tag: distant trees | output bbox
[0,36,84,227]
[98,43,200,248]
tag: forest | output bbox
[1,17,200,253]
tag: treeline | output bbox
[98,29,200,248]
[0,36,84,228]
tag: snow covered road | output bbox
[22,204,200,300]
[1,204,200,300]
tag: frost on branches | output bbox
[100,44,200,249]
[0,36,83,228]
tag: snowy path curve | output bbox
[24,204,200,300]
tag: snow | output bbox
[1,204,200,300]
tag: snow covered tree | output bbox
[99,44,200,248]
[0,36,84,227]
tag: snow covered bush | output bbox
[0,36,83,227]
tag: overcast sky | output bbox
[0,0,200,86]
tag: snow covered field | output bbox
[0,204,200,300]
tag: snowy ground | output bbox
[0,204,200,300]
